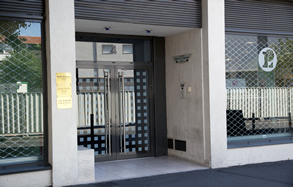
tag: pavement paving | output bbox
[72,160,293,187]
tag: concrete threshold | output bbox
[92,156,208,183]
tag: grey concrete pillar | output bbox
[202,0,227,168]
[45,0,78,185]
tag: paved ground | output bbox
[73,160,293,187]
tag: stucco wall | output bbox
[165,29,207,165]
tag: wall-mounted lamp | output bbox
[146,30,151,34]
[105,27,110,31]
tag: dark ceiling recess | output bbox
[75,0,202,28]
[225,0,293,35]
[0,0,45,20]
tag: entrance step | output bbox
[94,156,208,183]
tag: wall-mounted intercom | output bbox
[180,83,186,98]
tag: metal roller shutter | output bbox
[0,0,45,20]
[75,0,202,28]
[225,0,293,35]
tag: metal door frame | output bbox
[76,61,155,162]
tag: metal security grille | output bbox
[75,0,202,28]
[226,34,293,138]
[0,0,45,20]
[225,0,293,35]
[0,20,43,164]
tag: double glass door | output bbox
[77,65,152,161]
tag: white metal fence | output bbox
[77,92,136,127]
[0,93,43,135]
[1,88,291,135]
[227,87,292,118]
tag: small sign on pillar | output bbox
[56,73,72,109]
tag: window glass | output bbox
[123,45,133,54]
[0,20,44,165]
[226,34,293,143]
[102,45,115,54]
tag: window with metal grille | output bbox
[226,33,293,146]
[0,20,44,166]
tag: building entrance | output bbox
[76,39,154,161]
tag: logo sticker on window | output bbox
[258,47,277,72]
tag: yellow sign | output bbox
[56,73,72,109]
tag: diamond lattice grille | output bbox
[226,34,293,138]
[0,20,43,164]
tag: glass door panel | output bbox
[117,69,150,155]
[76,66,152,161]
[77,68,112,157]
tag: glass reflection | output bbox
[0,20,44,165]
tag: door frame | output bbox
[76,61,155,162]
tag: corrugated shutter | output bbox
[0,0,45,20]
[75,0,202,28]
[225,0,293,35]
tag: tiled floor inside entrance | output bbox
[94,156,208,183]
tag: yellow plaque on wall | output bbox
[56,73,72,109]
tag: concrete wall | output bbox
[46,0,79,185]
[76,41,94,61]
[0,170,51,187]
[78,146,95,183]
[166,29,207,165]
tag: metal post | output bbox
[289,112,292,129]
[90,114,94,149]
[252,113,255,131]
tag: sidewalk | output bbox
[72,159,293,187]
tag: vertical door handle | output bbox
[118,72,122,152]
[104,70,111,155]
[118,71,126,153]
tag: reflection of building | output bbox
[0,36,41,61]
[76,42,138,62]
[0,43,12,61]
[1,1,293,187]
